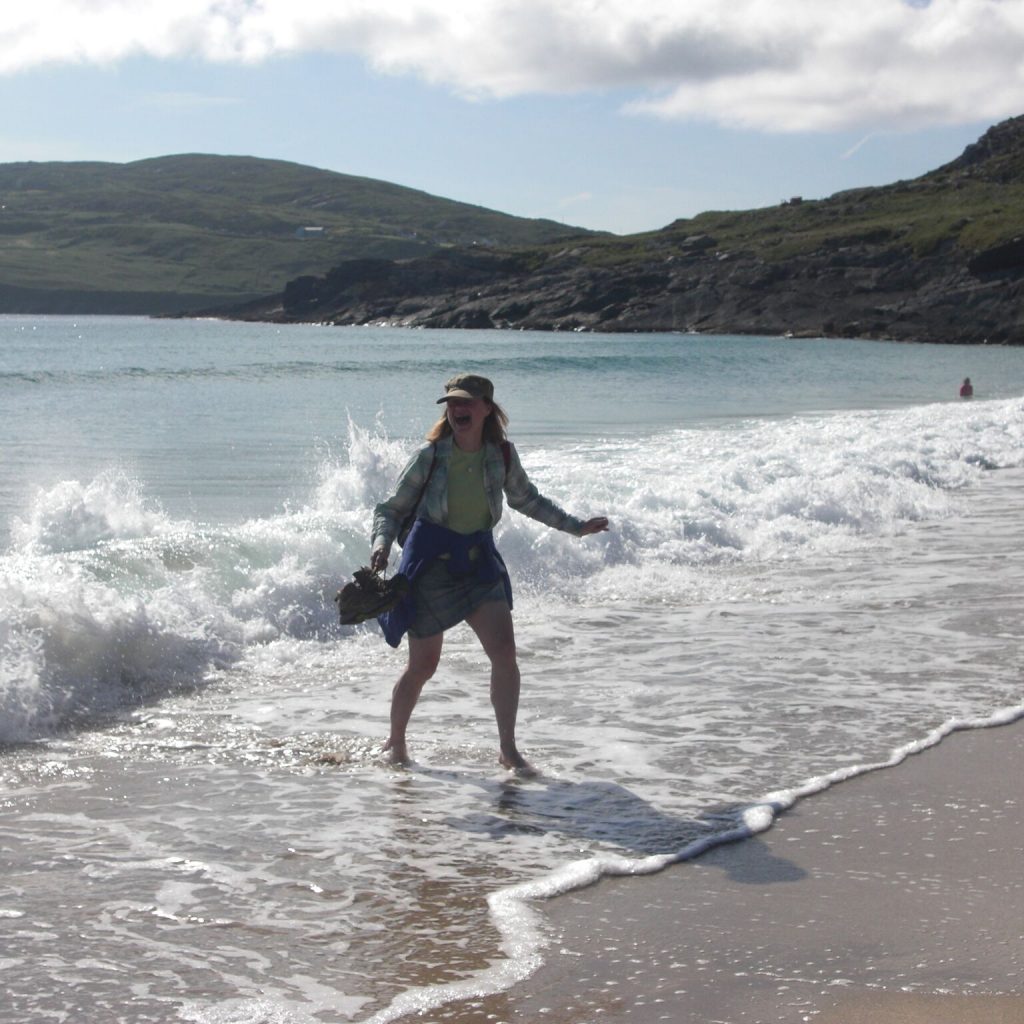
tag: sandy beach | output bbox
[435,719,1024,1024]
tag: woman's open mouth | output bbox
[453,413,472,427]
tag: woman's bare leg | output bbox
[465,599,534,774]
[384,632,443,765]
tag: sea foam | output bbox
[2,399,1021,742]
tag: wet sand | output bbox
[442,718,1024,1023]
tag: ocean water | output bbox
[2,315,1023,1024]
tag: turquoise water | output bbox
[4,315,1022,530]
[2,316,1024,1024]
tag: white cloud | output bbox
[2,0,1023,132]
[131,91,242,111]
[623,0,1024,131]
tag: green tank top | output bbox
[446,445,492,534]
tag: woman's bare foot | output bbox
[499,750,537,777]
[383,738,411,766]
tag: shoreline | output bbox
[434,718,1024,1023]
[165,310,1024,346]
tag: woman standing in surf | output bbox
[370,373,609,773]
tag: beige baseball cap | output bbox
[436,373,495,403]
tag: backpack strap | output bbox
[397,444,436,547]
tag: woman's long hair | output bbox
[427,399,509,444]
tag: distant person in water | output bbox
[960,377,974,398]
[369,373,609,773]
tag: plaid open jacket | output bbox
[371,435,585,555]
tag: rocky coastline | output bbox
[214,117,1024,345]
[221,232,1024,344]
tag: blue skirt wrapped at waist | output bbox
[377,519,513,648]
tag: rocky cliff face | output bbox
[224,118,1024,344]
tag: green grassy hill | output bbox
[6,117,1023,331]
[0,154,594,313]
[593,116,1024,268]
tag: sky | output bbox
[2,0,1024,235]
